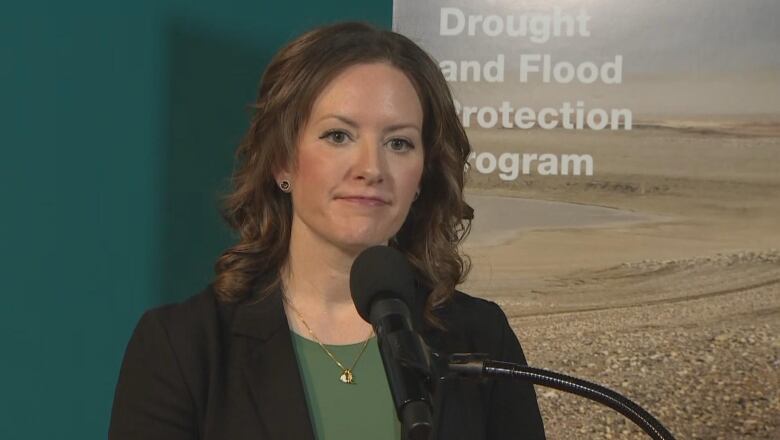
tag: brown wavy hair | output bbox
[214,21,473,327]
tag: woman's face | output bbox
[281,62,425,255]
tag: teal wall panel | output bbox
[0,1,391,437]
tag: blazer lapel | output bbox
[231,287,316,440]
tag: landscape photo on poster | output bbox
[393,1,780,439]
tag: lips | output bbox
[335,195,390,206]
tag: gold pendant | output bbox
[339,369,355,384]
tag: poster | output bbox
[394,1,780,438]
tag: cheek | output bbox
[294,147,335,188]
[396,160,424,197]
[289,149,333,216]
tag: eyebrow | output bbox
[318,114,421,134]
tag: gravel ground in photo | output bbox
[497,251,780,440]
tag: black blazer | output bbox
[108,282,546,439]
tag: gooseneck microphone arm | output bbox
[447,354,677,440]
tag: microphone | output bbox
[351,246,677,440]
[350,245,433,440]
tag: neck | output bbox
[283,230,354,309]
[280,218,377,344]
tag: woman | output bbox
[109,22,545,440]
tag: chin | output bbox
[329,230,393,254]
[339,236,390,252]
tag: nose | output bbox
[352,138,385,184]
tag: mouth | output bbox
[335,195,390,206]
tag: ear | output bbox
[273,171,289,186]
[273,162,293,186]
[273,148,300,182]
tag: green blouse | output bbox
[290,331,401,440]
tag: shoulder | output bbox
[111,285,241,437]
[145,284,218,319]
[130,285,239,360]
[138,285,216,331]
[424,289,517,358]
[435,289,510,332]
[118,285,242,402]
[450,289,507,316]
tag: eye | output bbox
[386,138,415,152]
[320,129,352,145]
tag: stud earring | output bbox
[279,180,291,192]
[413,189,420,201]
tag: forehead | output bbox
[308,62,423,125]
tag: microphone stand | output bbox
[382,337,678,439]
[443,353,677,440]
[394,349,677,439]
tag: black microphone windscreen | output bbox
[350,245,416,322]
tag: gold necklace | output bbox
[283,296,374,384]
